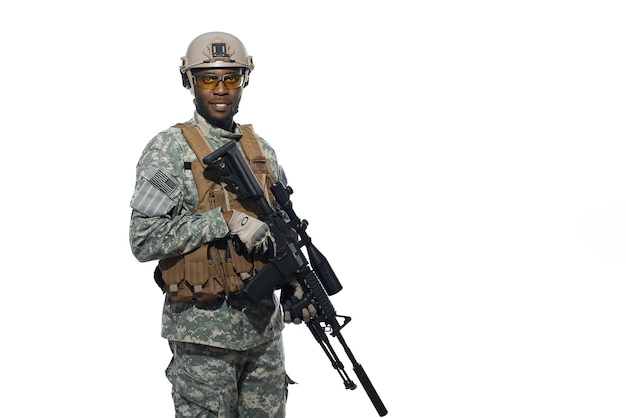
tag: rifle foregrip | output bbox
[301,268,335,320]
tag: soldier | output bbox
[129,31,314,418]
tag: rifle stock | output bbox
[203,142,388,417]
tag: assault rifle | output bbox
[203,141,388,417]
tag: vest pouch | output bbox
[159,255,195,302]
[160,246,226,303]
[186,246,225,302]
[222,259,245,294]
[222,240,248,294]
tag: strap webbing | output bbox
[175,122,213,163]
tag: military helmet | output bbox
[180,31,254,92]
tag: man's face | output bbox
[192,68,244,131]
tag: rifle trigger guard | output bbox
[328,314,351,334]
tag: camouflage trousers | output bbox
[166,336,287,418]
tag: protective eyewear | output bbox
[192,73,244,90]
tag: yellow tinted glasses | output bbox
[192,73,245,90]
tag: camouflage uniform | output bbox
[129,111,288,417]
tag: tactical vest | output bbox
[158,123,277,303]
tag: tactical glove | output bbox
[227,210,276,256]
[280,280,317,324]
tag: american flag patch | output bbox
[130,166,179,217]
[149,168,177,195]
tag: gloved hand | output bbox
[227,210,276,257]
[280,280,317,324]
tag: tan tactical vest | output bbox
[159,123,276,303]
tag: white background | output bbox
[1,1,625,417]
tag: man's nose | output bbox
[213,80,229,94]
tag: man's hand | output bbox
[227,210,276,256]
[280,280,317,324]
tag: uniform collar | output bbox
[193,111,242,141]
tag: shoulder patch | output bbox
[130,166,180,217]
[147,166,178,195]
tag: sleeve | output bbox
[128,130,230,262]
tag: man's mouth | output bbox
[211,102,230,111]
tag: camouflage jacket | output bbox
[129,112,286,350]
